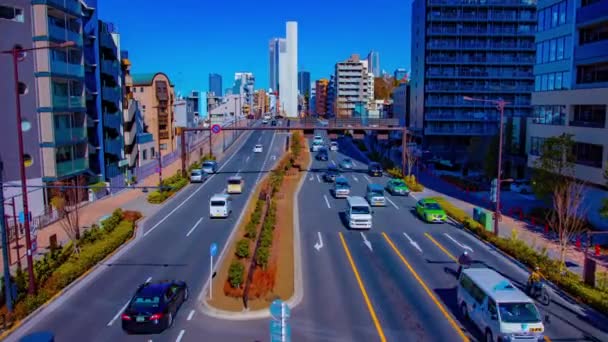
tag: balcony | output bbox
[427,0,536,7]
[33,0,82,16]
[576,0,608,25]
[103,112,122,130]
[48,59,84,78]
[54,127,86,144]
[52,94,85,108]
[158,131,170,140]
[574,40,608,64]
[424,126,499,135]
[100,33,117,55]
[47,22,82,45]
[569,120,606,129]
[102,86,120,105]
[101,60,119,75]
[425,113,499,121]
[104,138,122,156]
[138,133,154,144]
[56,158,88,177]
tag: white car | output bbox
[262,119,269,124]
[313,135,324,145]
[329,141,339,151]
[253,144,263,153]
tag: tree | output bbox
[547,179,588,273]
[52,176,85,254]
[531,133,576,199]
[404,138,417,176]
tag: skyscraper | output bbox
[410,0,536,162]
[208,73,222,97]
[268,38,284,92]
[367,51,380,77]
[298,71,311,96]
[278,22,298,118]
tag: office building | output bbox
[298,71,311,96]
[278,22,298,118]
[0,0,46,215]
[410,0,536,164]
[254,89,269,116]
[186,90,201,123]
[309,86,316,114]
[526,0,608,186]
[233,72,255,109]
[315,79,329,115]
[132,72,176,152]
[392,83,410,127]
[335,54,371,116]
[120,50,154,169]
[84,16,124,181]
[394,68,408,82]
[32,0,90,189]
[208,73,222,97]
[367,50,381,76]
[268,38,284,92]
[326,75,336,116]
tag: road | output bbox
[6,127,287,342]
[290,130,608,342]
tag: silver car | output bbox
[190,169,207,183]
[202,160,218,174]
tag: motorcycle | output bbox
[526,280,551,306]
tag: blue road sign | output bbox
[269,321,291,342]
[210,243,218,257]
[270,299,290,320]
[211,124,221,134]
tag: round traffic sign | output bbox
[211,124,221,134]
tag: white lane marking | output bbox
[360,232,373,251]
[258,136,261,142]
[236,169,241,177]
[176,329,185,342]
[386,197,399,209]
[145,276,152,283]
[403,233,423,253]
[363,175,371,183]
[323,195,331,208]
[314,232,323,251]
[444,233,474,253]
[352,175,359,182]
[352,160,357,167]
[107,300,131,326]
[309,175,314,181]
[187,309,195,321]
[186,217,204,237]
[255,132,277,184]
[271,155,276,160]
[316,174,321,183]
[143,132,250,238]
[246,156,250,162]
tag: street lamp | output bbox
[463,96,510,236]
[1,40,75,295]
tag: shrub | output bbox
[404,175,424,192]
[147,191,167,204]
[122,210,143,223]
[245,222,257,240]
[355,140,367,152]
[260,228,273,248]
[201,154,216,161]
[256,246,270,269]
[228,261,245,288]
[235,239,250,259]
[100,209,123,232]
[432,196,608,313]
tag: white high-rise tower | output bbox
[279,21,298,118]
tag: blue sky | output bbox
[99,0,411,95]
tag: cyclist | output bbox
[527,266,543,295]
[457,250,472,277]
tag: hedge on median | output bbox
[147,171,189,204]
[1,209,140,321]
[387,167,424,192]
[430,196,608,313]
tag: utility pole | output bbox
[401,128,407,177]
[157,133,163,186]
[0,160,15,312]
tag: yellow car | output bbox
[227,176,244,194]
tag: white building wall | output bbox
[285,21,298,118]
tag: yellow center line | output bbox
[424,232,458,262]
[545,336,552,341]
[382,233,470,342]
[338,232,387,342]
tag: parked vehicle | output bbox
[346,196,372,229]
[415,198,447,223]
[457,268,547,342]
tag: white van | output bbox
[457,268,546,342]
[209,194,232,218]
[346,196,372,229]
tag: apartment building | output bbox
[314,79,329,116]
[335,54,371,116]
[132,73,176,152]
[83,14,124,181]
[326,75,336,116]
[254,89,269,116]
[32,0,89,187]
[527,0,608,186]
[392,83,411,127]
[0,0,46,214]
[411,0,536,168]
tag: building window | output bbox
[140,87,144,92]
[582,0,600,6]
[577,62,608,84]
[579,23,608,45]
[535,71,571,91]
[142,150,147,160]
[0,5,24,22]
[533,105,567,125]
[573,143,603,168]
[529,137,547,156]
[133,88,136,93]
[572,105,606,128]
[537,0,569,32]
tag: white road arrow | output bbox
[271,155,276,160]
[403,233,422,253]
[309,175,314,181]
[444,233,473,253]
[314,232,324,251]
[360,232,373,251]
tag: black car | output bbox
[316,148,329,161]
[323,165,340,182]
[368,162,383,177]
[271,120,277,126]
[122,280,189,334]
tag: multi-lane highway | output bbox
[6,128,286,342]
[290,131,608,342]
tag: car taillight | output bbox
[149,313,163,320]
[121,314,132,321]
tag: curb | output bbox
[0,222,139,341]
[199,132,288,319]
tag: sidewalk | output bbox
[0,123,250,274]
[349,135,607,279]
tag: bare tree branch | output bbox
[53,176,85,254]
[404,145,417,176]
[548,179,588,272]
